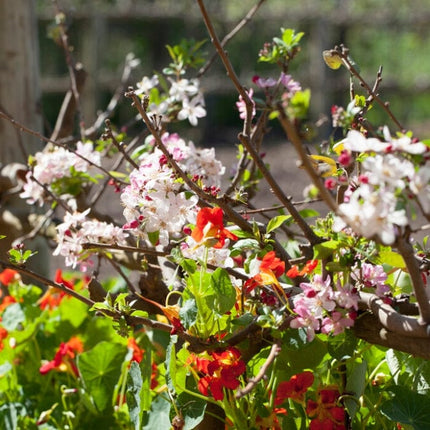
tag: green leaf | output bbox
[386,349,404,384]
[207,268,236,315]
[147,230,159,247]
[327,329,358,360]
[176,391,206,430]
[108,170,127,179]
[375,250,406,269]
[381,386,430,430]
[344,359,367,419]
[130,310,149,318]
[313,240,342,260]
[232,238,260,251]
[142,395,171,429]
[179,298,198,329]
[266,215,292,234]
[77,341,126,412]
[299,208,320,218]
[180,258,197,275]
[1,304,25,331]
[127,361,143,430]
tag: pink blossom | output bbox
[321,311,354,336]
[252,75,277,88]
[236,88,256,120]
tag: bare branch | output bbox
[235,341,281,398]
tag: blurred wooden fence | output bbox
[36,2,430,139]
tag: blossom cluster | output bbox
[121,133,225,247]
[135,75,206,126]
[54,208,129,271]
[20,141,101,206]
[290,274,358,341]
[334,127,429,244]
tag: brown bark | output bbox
[354,312,430,359]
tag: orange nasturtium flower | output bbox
[255,407,288,430]
[191,207,238,248]
[38,269,75,310]
[189,347,246,401]
[275,371,314,405]
[39,336,84,377]
[244,251,286,294]
[286,259,318,278]
[0,268,19,286]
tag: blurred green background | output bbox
[36,0,430,143]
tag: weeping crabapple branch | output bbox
[395,235,430,325]
[354,313,430,360]
[358,292,429,338]
[0,257,240,354]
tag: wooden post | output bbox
[0,0,43,165]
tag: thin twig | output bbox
[82,241,168,257]
[197,0,254,137]
[198,0,266,77]
[0,110,125,183]
[0,259,94,307]
[277,109,339,215]
[335,46,404,131]
[103,119,139,169]
[235,341,281,398]
[237,132,321,246]
[53,0,86,140]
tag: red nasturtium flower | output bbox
[306,386,346,430]
[0,268,19,286]
[286,259,319,278]
[191,207,238,248]
[275,371,314,405]
[127,337,144,363]
[39,336,84,377]
[127,337,158,389]
[38,269,75,310]
[0,295,17,313]
[0,326,8,351]
[260,251,285,278]
[190,347,246,401]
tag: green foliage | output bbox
[164,38,207,75]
